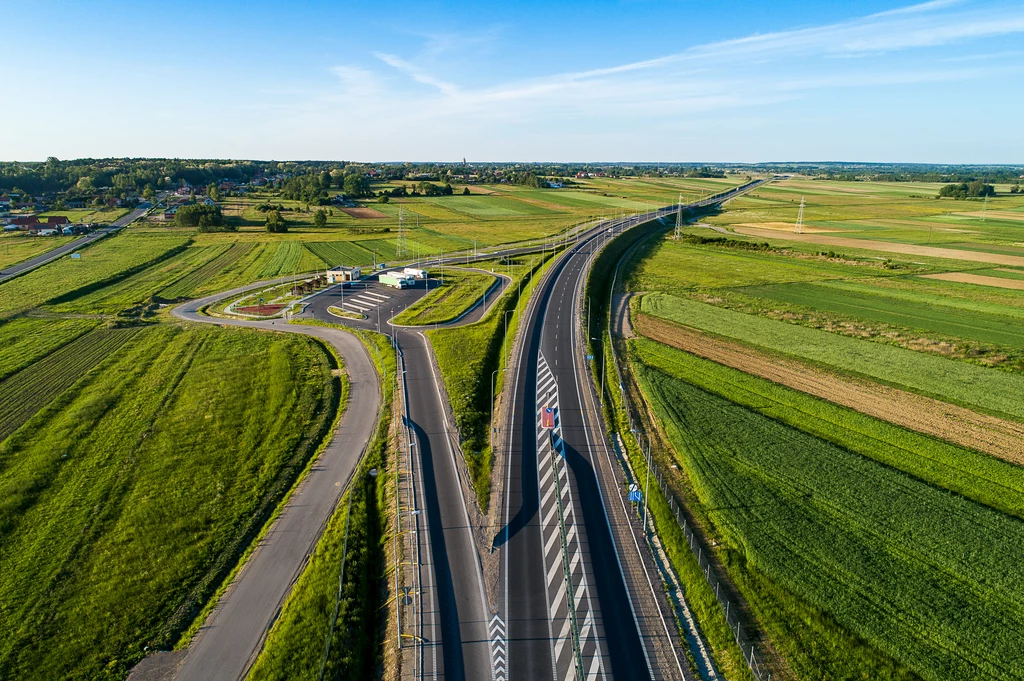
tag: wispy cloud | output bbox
[302,0,1024,160]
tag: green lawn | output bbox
[642,292,1024,420]
[393,269,496,325]
[0,324,339,679]
[635,354,1024,681]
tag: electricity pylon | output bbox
[674,193,684,238]
[795,196,805,234]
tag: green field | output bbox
[393,269,496,325]
[634,348,1024,681]
[0,327,138,442]
[624,237,915,293]
[642,292,1024,420]
[0,234,75,270]
[741,280,1024,348]
[0,233,190,319]
[0,317,99,382]
[0,324,339,679]
[706,178,1024,249]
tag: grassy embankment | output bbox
[427,253,555,508]
[392,269,497,325]
[0,325,340,680]
[250,328,395,681]
[632,344,1024,680]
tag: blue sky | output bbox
[4,0,1023,162]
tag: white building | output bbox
[326,266,361,283]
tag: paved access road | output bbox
[167,282,381,681]
[303,274,507,681]
[0,203,150,283]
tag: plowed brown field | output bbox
[920,272,1024,290]
[635,314,1024,464]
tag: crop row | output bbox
[0,326,337,679]
[159,242,253,300]
[637,362,1024,681]
[303,240,374,267]
[0,318,99,382]
[0,327,138,442]
[632,337,1024,519]
[642,292,1024,420]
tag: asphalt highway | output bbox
[0,203,149,283]
[494,181,768,680]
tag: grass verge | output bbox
[249,327,396,681]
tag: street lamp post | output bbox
[503,309,514,362]
[490,368,507,455]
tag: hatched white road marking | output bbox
[535,353,605,681]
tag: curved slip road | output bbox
[163,281,381,681]
[303,270,507,680]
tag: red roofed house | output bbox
[10,216,40,230]
[45,216,71,227]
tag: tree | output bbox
[207,183,221,202]
[265,210,288,233]
[343,173,370,198]
[142,184,155,201]
[462,186,471,195]
[76,176,94,192]
[937,181,995,199]
[378,195,390,204]
[313,208,327,228]
[176,203,225,228]
[320,171,332,189]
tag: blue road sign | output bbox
[586,354,594,360]
[628,490,642,503]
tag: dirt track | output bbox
[732,227,1024,267]
[921,272,1024,290]
[635,314,1024,464]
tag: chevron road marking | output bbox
[490,614,507,681]
[536,353,606,681]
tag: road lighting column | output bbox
[490,368,507,455]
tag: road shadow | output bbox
[562,439,650,680]
[409,418,467,680]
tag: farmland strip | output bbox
[160,242,254,299]
[635,314,1024,464]
[0,328,138,442]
